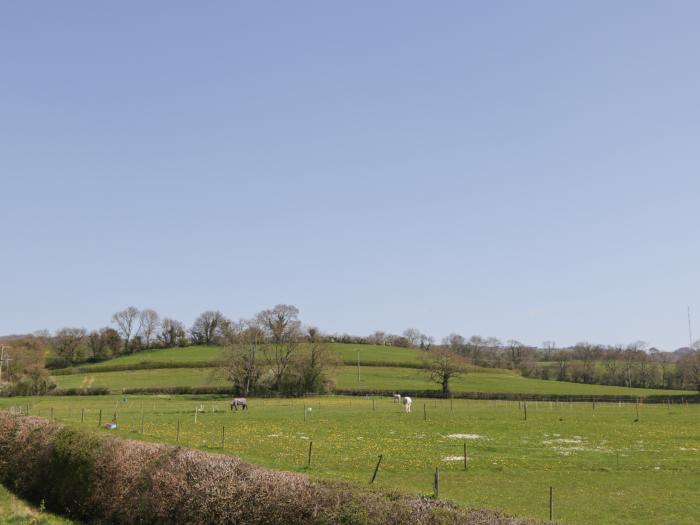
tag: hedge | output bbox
[0,413,540,525]
[334,389,700,403]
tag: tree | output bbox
[219,318,265,396]
[52,328,87,364]
[541,341,557,361]
[191,310,225,345]
[112,307,140,353]
[292,327,339,394]
[444,334,466,356]
[466,335,486,364]
[424,347,468,396]
[158,318,186,348]
[402,328,421,347]
[257,304,302,392]
[507,340,526,369]
[677,349,700,392]
[138,309,160,349]
[100,328,123,357]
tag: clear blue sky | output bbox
[1,2,699,350]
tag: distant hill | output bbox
[673,347,694,357]
[0,334,30,343]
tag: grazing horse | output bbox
[393,393,402,404]
[230,397,248,411]
[402,396,412,413]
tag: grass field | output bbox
[0,484,75,524]
[67,343,430,370]
[2,395,698,525]
[53,365,695,397]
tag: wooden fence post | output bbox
[434,467,439,498]
[221,426,225,449]
[370,454,383,484]
[549,486,553,521]
[463,442,468,470]
[81,408,84,423]
[307,441,313,467]
[423,403,427,421]
[524,402,527,421]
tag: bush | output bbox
[0,413,537,525]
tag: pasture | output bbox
[53,365,695,397]
[2,395,698,525]
[0,484,74,524]
[61,343,430,370]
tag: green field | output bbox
[0,484,74,524]
[54,364,695,397]
[64,343,429,370]
[2,395,698,525]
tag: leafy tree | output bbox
[423,347,468,396]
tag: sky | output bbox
[1,2,699,350]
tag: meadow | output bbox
[53,364,694,397]
[62,343,429,370]
[0,484,74,524]
[2,394,698,525]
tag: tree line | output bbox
[2,307,700,395]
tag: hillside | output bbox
[50,343,695,397]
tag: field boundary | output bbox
[335,388,700,403]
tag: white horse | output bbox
[402,396,412,413]
[393,393,402,404]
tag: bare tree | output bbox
[191,310,226,345]
[112,306,140,353]
[402,328,421,347]
[257,304,302,392]
[138,309,160,349]
[158,318,186,347]
[507,340,527,369]
[541,341,557,361]
[466,335,486,364]
[424,347,468,396]
[444,334,466,356]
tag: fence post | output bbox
[463,442,468,470]
[370,454,383,483]
[424,403,427,421]
[549,486,554,520]
[97,409,102,427]
[176,418,180,443]
[221,426,225,449]
[524,402,527,421]
[307,441,313,467]
[81,408,84,423]
[434,467,439,498]
[304,404,307,422]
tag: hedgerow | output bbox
[0,413,540,525]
